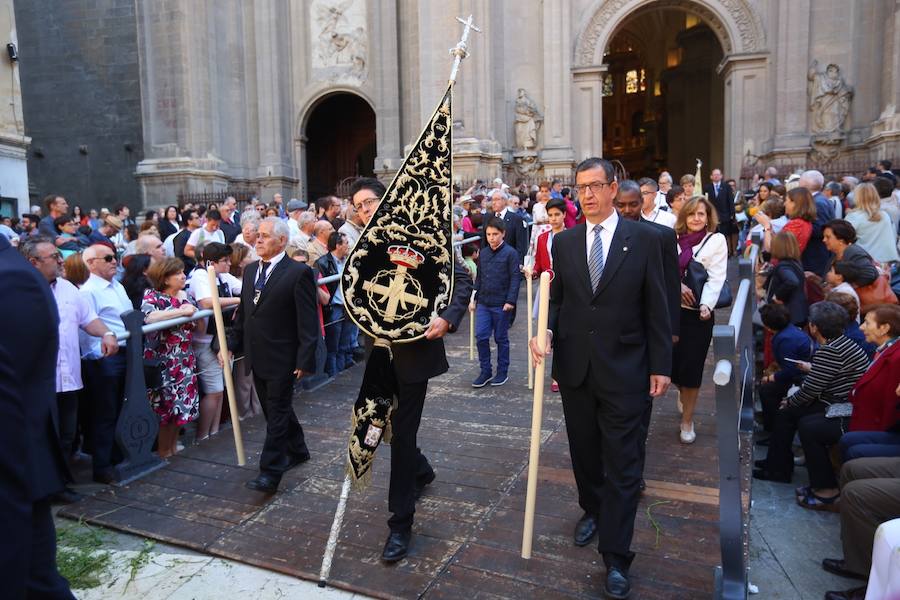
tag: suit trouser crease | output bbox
[387,379,431,533]
[838,457,900,575]
[559,367,649,569]
[254,374,308,479]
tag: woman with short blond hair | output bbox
[845,182,900,263]
[679,173,696,198]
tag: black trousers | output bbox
[764,400,827,477]
[56,391,79,459]
[25,499,75,599]
[254,374,308,481]
[758,380,792,433]
[82,354,126,477]
[798,413,846,489]
[387,379,433,533]
[559,366,649,571]
[638,398,652,476]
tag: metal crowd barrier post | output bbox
[712,241,759,600]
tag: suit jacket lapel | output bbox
[253,258,289,311]
[593,219,631,298]
[569,223,593,298]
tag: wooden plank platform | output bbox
[60,289,751,599]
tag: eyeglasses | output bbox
[353,197,380,211]
[89,255,117,263]
[573,181,613,195]
[36,252,63,262]
[640,190,656,196]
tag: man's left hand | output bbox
[649,375,670,398]
[502,303,515,312]
[293,369,304,379]
[424,317,450,340]
[100,335,119,357]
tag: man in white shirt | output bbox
[184,209,224,259]
[79,244,133,484]
[638,178,677,228]
[339,205,364,249]
[21,237,118,502]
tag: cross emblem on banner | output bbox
[361,245,430,323]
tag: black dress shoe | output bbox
[824,586,867,600]
[752,468,792,483]
[414,470,436,501]
[50,488,84,505]
[604,566,631,599]
[381,530,411,563]
[574,512,598,547]
[245,474,279,494]
[822,558,867,581]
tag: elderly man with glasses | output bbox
[21,237,119,502]
[79,244,133,484]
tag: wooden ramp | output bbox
[60,298,750,599]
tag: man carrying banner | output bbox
[347,176,473,562]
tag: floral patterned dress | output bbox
[141,289,199,425]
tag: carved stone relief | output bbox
[310,0,368,83]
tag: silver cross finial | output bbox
[449,15,481,86]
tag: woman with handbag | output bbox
[141,257,199,458]
[754,301,870,485]
[794,305,900,511]
[672,196,729,444]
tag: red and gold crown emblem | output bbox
[386,245,425,270]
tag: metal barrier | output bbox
[109,233,485,483]
[712,240,759,600]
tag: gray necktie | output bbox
[588,224,604,291]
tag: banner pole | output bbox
[206,266,246,466]
[522,271,551,559]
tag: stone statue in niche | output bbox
[807,60,853,135]
[514,88,543,150]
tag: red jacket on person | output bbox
[848,340,900,432]
[533,229,554,278]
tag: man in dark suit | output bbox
[703,168,737,256]
[348,177,473,563]
[531,158,671,599]
[489,190,528,264]
[0,235,74,598]
[615,180,681,493]
[228,217,320,493]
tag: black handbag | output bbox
[143,356,165,389]
[683,234,732,309]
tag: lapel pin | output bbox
[623,246,628,252]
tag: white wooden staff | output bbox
[525,265,534,389]
[469,291,476,361]
[319,474,351,587]
[521,271,551,559]
[207,266,246,466]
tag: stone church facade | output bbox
[14,0,900,210]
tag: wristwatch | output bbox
[102,332,116,338]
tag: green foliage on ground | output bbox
[56,520,112,590]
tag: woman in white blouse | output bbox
[671,197,729,443]
[845,182,900,264]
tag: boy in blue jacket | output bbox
[470,217,521,387]
[758,303,814,435]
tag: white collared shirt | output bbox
[642,207,677,229]
[584,210,618,267]
[79,273,132,358]
[53,278,98,391]
[256,250,286,286]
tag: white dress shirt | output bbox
[584,210,619,267]
[256,251,286,286]
[642,207,677,229]
[53,278,98,391]
[187,268,243,344]
[79,273,132,358]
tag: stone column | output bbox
[769,0,811,158]
[571,66,606,162]
[540,0,575,176]
[371,0,404,181]
[134,0,229,207]
[718,53,769,182]
[253,1,298,200]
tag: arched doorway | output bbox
[601,11,724,179]
[572,0,768,181]
[303,93,376,200]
